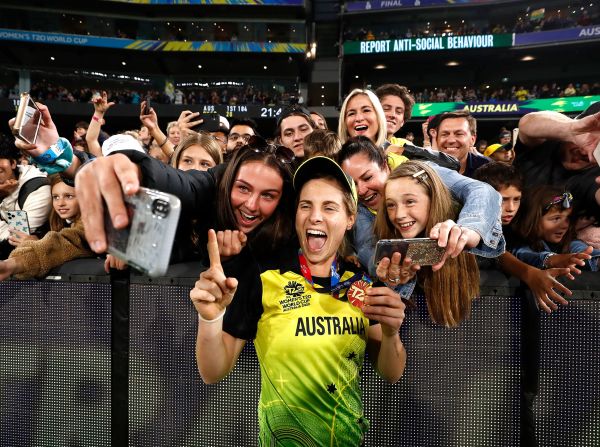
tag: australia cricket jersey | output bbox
[253,258,372,446]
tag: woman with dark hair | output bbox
[76,135,296,264]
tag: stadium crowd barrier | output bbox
[0,259,598,447]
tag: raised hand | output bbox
[177,110,204,138]
[92,91,115,115]
[189,229,238,321]
[9,103,60,158]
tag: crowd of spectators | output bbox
[2,79,596,109]
[0,81,301,107]
[409,82,600,104]
[344,4,599,41]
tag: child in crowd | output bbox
[170,132,222,172]
[0,175,93,280]
[374,160,480,327]
[474,163,574,313]
[512,185,598,272]
[302,129,341,159]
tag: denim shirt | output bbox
[352,163,505,298]
[512,239,600,271]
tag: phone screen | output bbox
[19,96,42,145]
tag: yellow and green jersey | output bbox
[223,248,373,446]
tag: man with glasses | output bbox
[226,118,258,156]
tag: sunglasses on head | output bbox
[544,192,573,211]
[245,135,295,165]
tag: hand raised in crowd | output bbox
[8,228,38,247]
[75,153,142,253]
[545,245,593,274]
[429,220,481,271]
[139,100,159,131]
[525,266,574,314]
[362,285,406,336]
[8,102,60,158]
[376,251,419,287]
[190,229,238,321]
[177,110,204,139]
[92,90,115,116]
[569,110,600,158]
[104,254,129,273]
[216,230,247,261]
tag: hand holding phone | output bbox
[12,93,42,145]
[104,187,181,277]
[9,101,60,159]
[374,238,446,266]
[1,210,30,235]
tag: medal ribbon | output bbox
[297,249,369,299]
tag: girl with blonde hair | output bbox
[374,160,480,327]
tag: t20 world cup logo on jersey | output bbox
[284,281,304,299]
[280,281,311,312]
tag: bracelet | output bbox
[32,137,74,175]
[159,137,169,147]
[198,309,225,324]
[91,115,101,122]
[542,252,556,270]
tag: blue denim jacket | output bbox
[352,163,505,298]
[512,239,600,271]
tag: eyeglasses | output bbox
[544,192,573,211]
[229,133,252,143]
[245,135,295,165]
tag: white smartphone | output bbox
[104,187,181,277]
[1,210,30,234]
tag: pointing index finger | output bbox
[207,229,223,271]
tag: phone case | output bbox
[374,238,446,266]
[12,93,41,145]
[105,187,181,277]
[1,210,30,234]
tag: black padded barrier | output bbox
[1,260,599,447]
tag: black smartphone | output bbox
[142,97,152,115]
[190,113,221,133]
[374,238,446,266]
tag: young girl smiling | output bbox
[0,175,93,280]
[512,186,598,272]
[374,161,480,327]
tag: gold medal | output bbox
[347,279,371,308]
